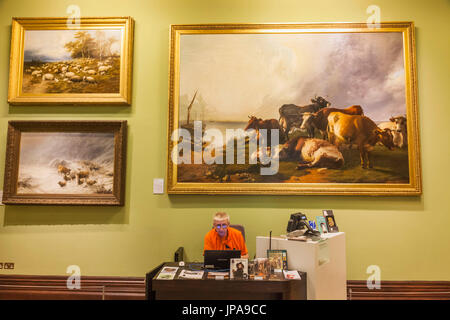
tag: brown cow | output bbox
[327,112,395,169]
[245,116,282,144]
[300,105,364,140]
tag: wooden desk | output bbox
[146,262,307,300]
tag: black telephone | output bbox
[287,212,321,238]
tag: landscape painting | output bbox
[2,121,127,206]
[167,23,421,195]
[8,17,134,105]
[22,29,122,94]
[17,132,115,194]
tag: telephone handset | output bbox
[286,212,321,239]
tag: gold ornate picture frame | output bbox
[167,22,421,196]
[2,120,127,206]
[8,17,134,105]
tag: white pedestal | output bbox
[256,232,347,300]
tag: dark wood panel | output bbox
[0,274,145,300]
[347,280,450,300]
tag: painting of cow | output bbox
[379,116,407,148]
[244,116,282,145]
[278,96,330,139]
[300,105,364,140]
[278,137,344,170]
[327,113,395,169]
[169,23,421,195]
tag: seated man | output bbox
[204,212,249,259]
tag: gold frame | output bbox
[8,17,134,105]
[167,22,421,196]
[2,121,127,206]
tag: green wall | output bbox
[0,0,449,281]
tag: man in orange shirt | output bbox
[204,212,249,259]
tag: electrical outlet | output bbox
[4,263,14,269]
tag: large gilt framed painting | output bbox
[167,22,421,195]
[2,121,127,205]
[8,17,134,105]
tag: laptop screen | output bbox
[204,250,241,270]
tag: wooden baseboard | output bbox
[0,274,145,300]
[1,275,449,300]
[347,280,450,300]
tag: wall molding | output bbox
[347,280,450,300]
[0,274,145,300]
[1,275,449,300]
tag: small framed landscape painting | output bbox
[8,17,134,105]
[167,22,421,196]
[2,121,127,206]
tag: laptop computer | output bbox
[204,250,241,270]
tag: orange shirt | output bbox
[204,227,248,257]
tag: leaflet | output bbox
[178,269,204,279]
[156,266,179,280]
[283,270,301,280]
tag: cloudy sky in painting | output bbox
[19,132,114,165]
[23,29,122,62]
[180,32,406,122]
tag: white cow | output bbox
[378,116,407,148]
[278,137,344,169]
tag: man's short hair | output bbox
[213,212,230,224]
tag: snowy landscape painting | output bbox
[17,132,115,195]
[2,121,127,205]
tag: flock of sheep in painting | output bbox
[25,57,115,85]
[54,160,113,193]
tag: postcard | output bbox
[283,270,301,280]
[156,266,179,280]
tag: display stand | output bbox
[256,232,346,300]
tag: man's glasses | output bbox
[215,224,228,229]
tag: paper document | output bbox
[283,270,301,279]
[156,266,179,280]
[178,269,204,279]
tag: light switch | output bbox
[153,178,164,194]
